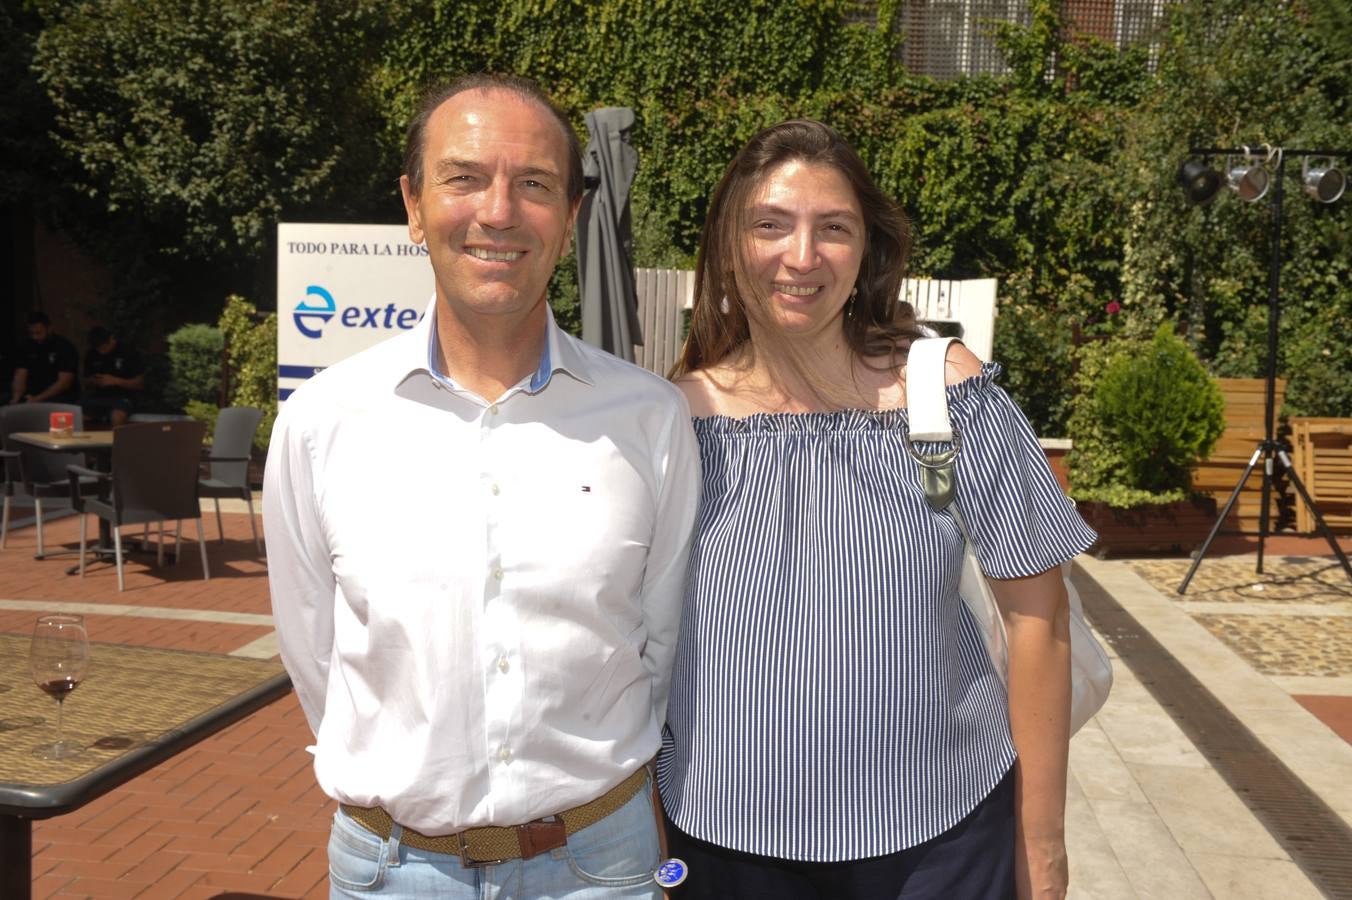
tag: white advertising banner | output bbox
[275,223,434,401]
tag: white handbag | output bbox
[902,337,1112,734]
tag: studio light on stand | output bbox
[1303,157,1346,204]
[1178,158,1222,206]
[1225,146,1271,202]
[1177,143,1352,594]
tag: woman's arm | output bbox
[991,568,1072,900]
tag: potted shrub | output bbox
[1068,323,1226,555]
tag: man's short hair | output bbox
[402,73,584,206]
[26,311,51,327]
[87,326,112,349]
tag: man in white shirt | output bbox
[264,74,701,898]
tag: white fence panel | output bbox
[634,267,694,376]
[902,277,998,362]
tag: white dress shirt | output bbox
[263,298,701,835]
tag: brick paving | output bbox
[1129,554,1352,609]
[1193,613,1352,677]
[2,510,333,899]
[1129,551,1352,750]
[1129,555,1352,678]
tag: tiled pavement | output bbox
[4,504,1352,898]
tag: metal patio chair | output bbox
[1,403,88,556]
[68,420,210,592]
[197,406,264,554]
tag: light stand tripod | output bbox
[1178,146,1352,594]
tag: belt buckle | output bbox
[456,830,512,868]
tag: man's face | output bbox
[27,323,49,344]
[401,89,578,324]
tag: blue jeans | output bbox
[328,778,663,899]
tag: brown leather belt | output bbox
[340,766,647,867]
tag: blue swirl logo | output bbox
[294,285,336,339]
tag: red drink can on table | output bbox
[49,412,74,437]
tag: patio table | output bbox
[0,633,290,899]
[10,431,122,573]
[7,431,116,454]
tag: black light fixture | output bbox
[1177,143,1352,594]
[1177,158,1222,205]
[1302,157,1346,204]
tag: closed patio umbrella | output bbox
[577,107,641,361]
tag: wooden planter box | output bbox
[1075,497,1220,558]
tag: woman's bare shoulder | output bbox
[673,369,725,417]
[942,340,984,387]
[674,364,755,418]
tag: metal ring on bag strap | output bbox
[901,421,962,469]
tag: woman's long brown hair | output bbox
[669,120,922,393]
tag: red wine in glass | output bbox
[30,614,90,760]
[39,677,80,698]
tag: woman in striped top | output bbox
[656,120,1097,899]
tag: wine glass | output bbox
[30,614,90,760]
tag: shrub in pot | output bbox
[1068,324,1226,553]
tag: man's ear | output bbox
[565,197,582,249]
[400,174,425,246]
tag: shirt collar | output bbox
[411,295,596,397]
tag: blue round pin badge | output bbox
[654,858,688,888]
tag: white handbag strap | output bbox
[906,337,986,567]
[906,337,958,442]
[903,337,965,514]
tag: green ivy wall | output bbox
[14,0,1352,435]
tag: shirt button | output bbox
[498,745,512,762]
[488,404,500,416]
[497,657,510,673]
[490,483,500,495]
[493,568,503,581]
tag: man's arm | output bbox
[9,367,28,403]
[91,372,145,391]
[637,393,702,726]
[28,370,75,403]
[105,349,147,391]
[262,403,338,735]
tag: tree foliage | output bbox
[35,0,393,260]
[15,0,1352,434]
[219,295,277,451]
[1112,0,1352,418]
[166,322,222,410]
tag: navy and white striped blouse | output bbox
[657,363,1098,862]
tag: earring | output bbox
[846,286,858,319]
[720,295,730,315]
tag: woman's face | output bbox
[741,159,865,338]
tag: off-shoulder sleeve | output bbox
[946,365,1098,579]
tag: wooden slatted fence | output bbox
[1189,378,1288,532]
[1291,417,1352,534]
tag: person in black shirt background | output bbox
[8,312,80,406]
[82,326,145,426]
